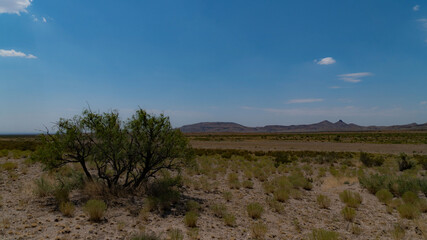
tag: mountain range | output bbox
[180,120,427,133]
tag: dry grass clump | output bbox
[59,201,75,217]
[168,228,184,240]
[375,189,393,204]
[316,194,331,209]
[397,203,420,219]
[1,162,18,171]
[210,203,227,218]
[130,232,162,240]
[266,197,284,213]
[391,223,405,240]
[242,180,254,189]
[273,189,289,202]
[34,176,54,197]
[308,229,339,240]
[222,191,232,202]
[84,199,107,222]
[251,222,267,240]
[224,213,236,227]
[341,206,356,222]
[401,191,419,205]
[339,190,362,208]
[186,200,201,213]
[227,173,240,189]
[184,211,198,228]
[247,203,264,219]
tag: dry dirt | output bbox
[190,140,427,155]
[1,156,427,240]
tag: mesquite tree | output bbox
[33,108,192,190]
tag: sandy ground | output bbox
[191,140,427,155]
[1,156,427,240]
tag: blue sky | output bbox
[1,0,427,133]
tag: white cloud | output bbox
[338,72,372,83]
[287,98,324,104]
[420,101,427,105]
[315,57,336,65]
[0,0,32,14]
[413,5,420,11]
[42,17,46,23]
[0,49,37,59]
[329,86,342,89]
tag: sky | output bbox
[1,0,427,133]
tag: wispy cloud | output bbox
[413,5,420,11]
[0,49,37,59]
[420,101,427,105]
[315,57,336,65]
[338,72,372,83]
[329,86,342,89]
[287,98,324,104]
[0,0,32,14]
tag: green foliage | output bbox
[397,153,415,171]
[360,152,385,167]
[84,199,107,222]
[316,194,331,209]
[224,213,236,227]
[53,187,70,204]
[309,229,339,240]
[289,171,312,190]
[339,190,362,208]
[59,201,75,217]
[390,175,420,197]
[341,206,356,222]
[402,191,419,205]
[375,189,393,204]
[186,200,201,213]
[184,211,198,228]
[414,154,427,170]
[210,203,227,218]
[420,178,427,197]
[266,198,284,213]
[247,203,264,219]
[273,189,290,202]
[32,108,192,190]
[34,176,54,197]
[227,173,240,189]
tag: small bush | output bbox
[266,198,284,213]
[59,201,75,217]
[54,187,70,204]
[84,199,107,222]
[184,211,198,228]
[390,176,420,197]
[397,153,415,171]
[391,223,405,240]
[415,154,427,170]
[376,189,393,204]
[146,176,181,211]
[242,180,254,189]
[359,152,384,167]
[273,189,289,202]
[251,222,267,240]
[227,173,240,189]
[34,176,53,197]
[223,191,232,202]
[402,191,419,205]
[247,203,264,219]
[341,206,356,222]
[339,190,362,208]
[397,203,420,219]
[316,194,331,209]
[186,200,201,213]
[359,173,389,194]
[210,204,227,218]
[419,179,427,197]
[309,229,339,240]
[224,213,236,227]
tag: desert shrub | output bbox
[309,229,339,240]
[390,198,403,209]
[417,199,427,213]
[419,178,427,197]
[224,213,236,227]
[168,228,184,240]
[339,190,362,208]
[34,176,53,197]
[389,175,419,197]
[32,108,192,190]
[253,168,268,182]
[247,203,264,219]
[1,162,18,171]
[242,180,254,189]
[397,153,415,171]
[210,204,227,218]
[397,203,420,219]
[359,152,384,167]
[402,191,419,205]
[376,189,393,204]
[53,187,70,204]
[391,223,405,240]
[84,199,107,222]
[146,176,181,211]
[130,233,162,240]
[227,173,240,189]
[289,171,312,190]
[316,194,331,209]
[184,211,198,228]
[359,173,389,194]
[341,206,356,222]
[222,191,232,202]
[59,201,75,217]
[272,151,292,166]
[251,222,267,240]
